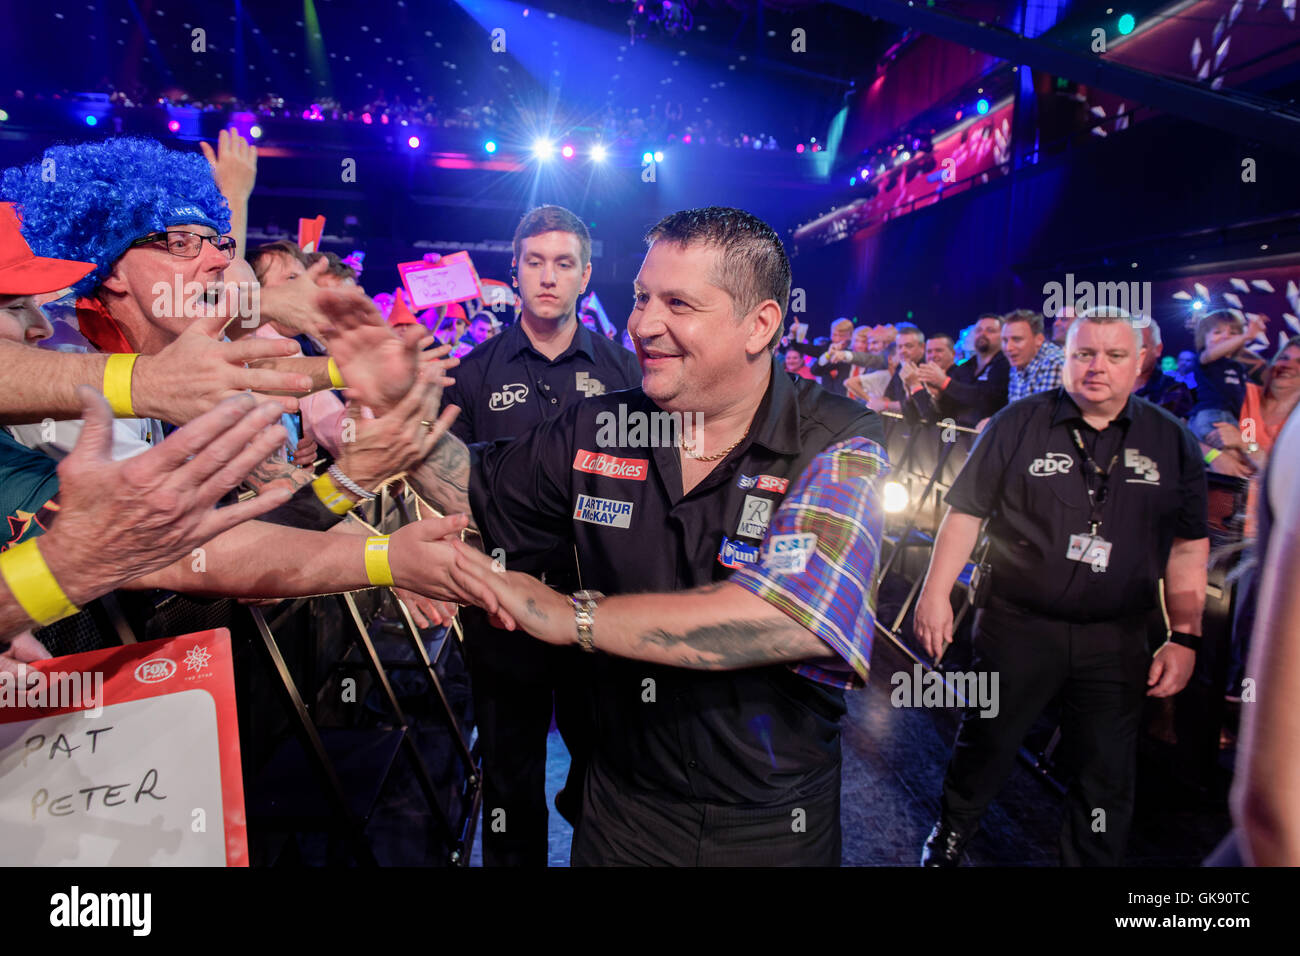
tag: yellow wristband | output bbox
[364,535,394,587]
[327,357,345,389]
[311,472,355,515]
[1204,449,1221,464]
[0,539,80,626]
[103,353,139,417]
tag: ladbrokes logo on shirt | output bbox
[573,494,634,528]
[572,449,649,481]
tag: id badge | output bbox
[1067,533,1112,572]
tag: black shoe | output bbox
[921,820,975,867]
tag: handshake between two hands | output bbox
[388,521,574,646]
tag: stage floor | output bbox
[472,634,1234,867]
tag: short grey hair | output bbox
[1071,305,1142,351]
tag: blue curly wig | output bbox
[0,137,231,298]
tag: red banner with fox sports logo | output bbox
[0,630,247,866]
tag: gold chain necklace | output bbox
[680,424,750,462]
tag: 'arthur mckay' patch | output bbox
[572,494,634,528]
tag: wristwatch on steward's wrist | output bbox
[571,590,604,653]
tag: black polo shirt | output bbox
[466,360,883,805]
[441,319,641,445]
[945,388,1207,622]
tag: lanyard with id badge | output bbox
[1066,427,1118,573]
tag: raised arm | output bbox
[0,310,311,425]
[405,431,475,530]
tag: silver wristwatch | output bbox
[571,590,604,653]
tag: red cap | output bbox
[0,203,96,296]
[388,290,418,326]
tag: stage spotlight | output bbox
[484,139,497,153]
[533,138,555,160]
[561,144,575,159]
[796,144,805,153]
[249,125,263,139]
[167,120,180,133]
[407,135,421,149]
[591,143,608,162]
[642,150,654,164]
[882,481,910,514]
[849,176,856,186]
[84,115,97,127]
[860,167,869,178]
[1192,300,1206,310]
[1118,13,1136,34]
[976,98,990,115]
[362,112,373,124]
[0,110,8,122]
[653,150,664,163]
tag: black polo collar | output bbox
[1049,386,1136,430]
[503,316,596,364]
[746,356,803,456]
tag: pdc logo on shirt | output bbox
[572,494,634,528]
[1028,452,1073,477]
[489,383,528,411]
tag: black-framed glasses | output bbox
[129,230,237,260]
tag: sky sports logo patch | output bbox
[717,536,760,569]
[573,494,634,528]
[572,449,649,481]
[737,473,789,494]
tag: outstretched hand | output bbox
[316,288,421,414]
[449,542,571,644]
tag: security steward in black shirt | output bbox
[411,207,886,865]
[914,311,1209,866]
[438,205,639,867]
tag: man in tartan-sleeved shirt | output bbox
[1004,308,1066,403]
[435,207,890,865]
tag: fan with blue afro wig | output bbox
[0,137,231,298]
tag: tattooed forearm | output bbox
[407,434,476,530]
[635,617,826,670]
[244,457,314,494]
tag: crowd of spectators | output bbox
[11,85,794,152]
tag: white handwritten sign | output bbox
[0,631,247,866]
[399,251,482,310]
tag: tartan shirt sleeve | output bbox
[727,437,890,690]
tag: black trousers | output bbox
[571,754,842,866]
[461,607,593,867]
[938,598,1151,866]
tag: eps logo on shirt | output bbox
[575,372,607,397]
[489,383,529,411]
[1124,448,1160,483]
